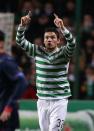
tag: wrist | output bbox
[59,26,69,35]
[18,24,26,31]
[19,24,26,28]
[60,25,65,31]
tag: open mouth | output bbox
[47,42,52,45]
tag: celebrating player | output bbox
[16,11,76,131]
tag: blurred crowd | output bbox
[0,0,94,99]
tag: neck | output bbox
[45,47,57,53]
[0,48,5,54]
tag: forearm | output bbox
[4,75,28,111]
[54,14,75,46]
[60,27,76,58]
[16,25,26,47]
[60,27,75,44]
[16,25,35,56]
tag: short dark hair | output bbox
[0,30,5,41]
[44,27,60,39]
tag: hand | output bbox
[20,11,32,27]
[54,13,64,29]
[0,110,11,122]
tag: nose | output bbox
[48,37,52,41]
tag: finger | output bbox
[28,11,32,18]
[3,114,9,122]
[54,20,59,27]
[54,19,58,25]
[54,13,58,18]
[0,116,4,122]
[21,18,24,23]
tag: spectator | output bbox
[15,0,33,25]
[82,14,94,33]
[33,37,43,46]
[44,2,54,16]
[85,65,94,99]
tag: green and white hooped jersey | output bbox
[16,26,76,99]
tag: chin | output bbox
[47,46,53,49]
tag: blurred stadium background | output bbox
[0,0,94,130]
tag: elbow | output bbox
[17,75,28,89]
[16,36,19,45]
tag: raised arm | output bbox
[16,11,36,57]
[54,14,76,58]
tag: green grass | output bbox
[20,118,39,129]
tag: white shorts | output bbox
[37,98,68,131]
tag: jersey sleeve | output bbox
[16,25,36,57]
[60,27,76,59]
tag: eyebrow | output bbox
[45,35,56,37]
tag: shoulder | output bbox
[0,54,13,63]
[3,54,17,67]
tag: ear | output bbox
[57,39,60,44]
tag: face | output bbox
[0,41,4,49]
[44,32,60,51]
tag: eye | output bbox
[45,36,56,39]
[51,36,55,39]
[45,36,49,39]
